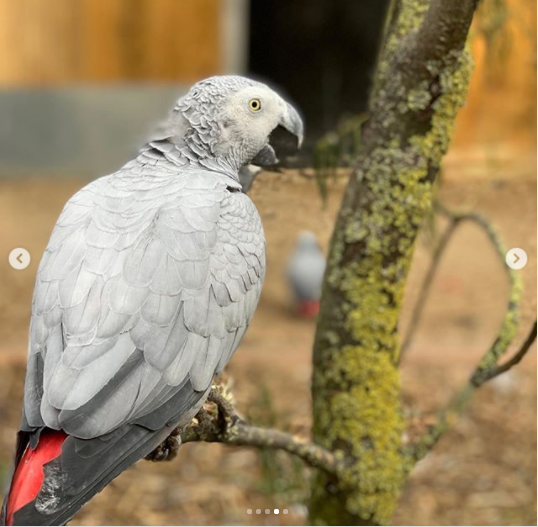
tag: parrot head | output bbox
[295,231,322,252]
[160,76,303,175]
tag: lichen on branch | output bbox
[311,0,479,525]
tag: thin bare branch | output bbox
[406,204,528,464]
[477,321,537,383]
[407,320,536,464]
[150,387,345,476]
[436,205,523,384]
[402,203,521,360]
[401,217,459,358]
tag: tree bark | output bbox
[310,0,479,524]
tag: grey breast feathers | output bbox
[24,166,265,439]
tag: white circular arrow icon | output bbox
[506,248,527,270]
[9,248,31,270]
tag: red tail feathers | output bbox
[6,429,68,526]
[296,300,320,318]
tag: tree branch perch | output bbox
[149,387,346,477]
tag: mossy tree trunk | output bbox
[310,1,479,525]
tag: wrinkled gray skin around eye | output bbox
[3,76,303,527]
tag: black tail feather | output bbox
[7,424,172,526]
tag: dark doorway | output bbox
[249,0,389,147]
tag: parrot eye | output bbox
[248,98,262,112]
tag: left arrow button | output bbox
[9,248,31,270]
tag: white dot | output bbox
[274,509,280,514]
[265,509,270,514]
[256,509,261,514]
[283,509,288,514]
[247,509,252,514]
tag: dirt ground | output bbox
[0,161,535,526]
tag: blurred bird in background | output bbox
[287,231,326,317]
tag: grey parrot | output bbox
[287,231,326,317]
[1,75,303,526]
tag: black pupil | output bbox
[252,101,259,109]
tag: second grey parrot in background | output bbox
[287,231,326,317]
[2,75,303,526]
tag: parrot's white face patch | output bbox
[164,75,303,175]
[217,85,284,162]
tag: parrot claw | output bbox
[145,429,181,462]
[146,386,237,462]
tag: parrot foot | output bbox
[145,385,238,462]
[145,428,181,462]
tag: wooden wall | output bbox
[446,0,536,155]
[0,0,221,85]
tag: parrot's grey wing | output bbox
[24,169,265,439]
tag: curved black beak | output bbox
[251,103,304,168]
[281,102,304,148]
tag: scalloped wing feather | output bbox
[23,167,265,440]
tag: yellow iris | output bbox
[248,99,261,112]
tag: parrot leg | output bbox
[207,387,236,423]
[145,428,182,462]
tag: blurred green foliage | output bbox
[247,385,310,503]
[476,0,513,68]
[313,113,369,203]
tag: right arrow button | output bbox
[506,248,527,270]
